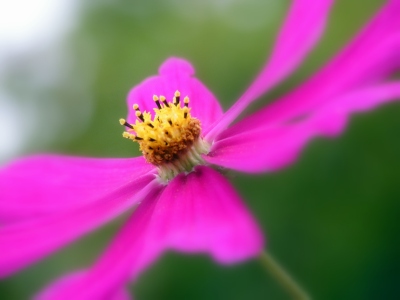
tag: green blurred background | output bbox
[1,0,399,299]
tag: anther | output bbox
[168,118,172,125]
[174,90,180,106]
[122,132,131,139]
[133,104,140,111]
[184,96,190,107]
[160,95,169,107]
[134,136,143,141]
[135,110,144,122]
[119,118,134,129]
[153,95,162,109]
[183,107,188,119]
[147,122,154,128]
[149,138,156,142]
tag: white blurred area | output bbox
[0,0,94,163]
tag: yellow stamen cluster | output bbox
[120,91,202,166]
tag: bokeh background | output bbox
[1,0,399,299]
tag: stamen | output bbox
[153,95,162,109]
[174,90,180,106]
[122,132,132,139]
[119,118,134,129]
[160,95,169,107]
[119,90,208,174]
[184,96,190,107]
[135,110,144,122]
[122,132,143,141]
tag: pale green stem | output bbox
[259,251,311,300]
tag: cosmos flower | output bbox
[1,0,400,299]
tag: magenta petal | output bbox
[35,270,132,300]
[148,165,264,263]
[37,166,263,299]
[36,186,165,300]
[236,0,400,129]
[0,155,155,223]
[126,57,223,131]
[0,171,159,277]
[205,0,334,141]
[206,83,400,173]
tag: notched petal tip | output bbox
[148,165,265,263]
[159,57,195,77]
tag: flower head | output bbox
[120,91,209,181]
[1,0,400,299]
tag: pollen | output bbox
[120,91,205,167]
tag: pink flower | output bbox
[1,0,400,299]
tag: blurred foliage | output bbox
[1,0,400,299]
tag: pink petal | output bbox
[205,0,334,141]
[0,171,159,277]
[231,0,400,131]
[0,156,155,223]
[35,270,132,300]
[35,186,164,300]
[147,165,264,262]
[205,82,400,173]
[39,166,263,299]
[126,57,223,132]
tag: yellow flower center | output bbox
[120,90,210,182]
